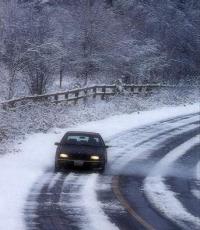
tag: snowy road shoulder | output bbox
[0,103,199,230]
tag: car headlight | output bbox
[60,153,69,158]
[90,155,100,160]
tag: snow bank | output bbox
[0,103,199,230]
[68,103,200,140]
[0,132,58,230]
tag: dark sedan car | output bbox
[55,131,108,172]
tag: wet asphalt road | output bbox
[25,113,200,230]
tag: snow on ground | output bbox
[191,161,200,200]
[144,135,200,229]
[192,189,200,200]
[81,174,119,230]
[195,161,200,181]
[70,103,200,140]
[59,173,122,230]
[0,103,199,230]
[108,119,198,174]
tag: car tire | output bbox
[54,162,62,173]
[98,163,105,173]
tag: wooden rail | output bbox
[0,84,174,109]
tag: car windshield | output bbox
[62,134,104,146]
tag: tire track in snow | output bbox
[59,173,119,230]
[164,144,200,217]
[109,120,199,174]
[81,174,119,230]
[59,173,86,229]
[25,173,54,230]
[109,114,199,147]
[192,161,200,200]
[144,135,200,230]
[108,113,200,143]
[25,172,75,230]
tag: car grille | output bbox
[69,153,90,160]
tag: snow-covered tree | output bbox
[0,0,199,99]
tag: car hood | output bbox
[58,145,105,155]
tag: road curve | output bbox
[25,112,200,230]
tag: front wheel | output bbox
[54,162,62,173]
[98,163,106,173]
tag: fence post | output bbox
[54,95,58,102]
[74,91,79,105]
[101,86,106,100]
[141,86,147,95]
[113,85,117,95]
[2,103,7,110]
[83,89,88,103]
[93,87,96,99]
[131,85,134,92]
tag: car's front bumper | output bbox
[58,159,104,168]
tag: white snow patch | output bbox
[192,161,200,199]
[59,173,120,229]
[109,122,198,173]
[40,0,49,4]
[48,172,62,190]
[145,177,200,228]
[191,189,200,199]
[151,135,200,176]
[0,103,199,230]
[195,161,200,181]
[81,173,119,230]
[144,135,200,229]
[68,103,200,140]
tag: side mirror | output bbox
[105,145,110,148]
[55,142,60,146]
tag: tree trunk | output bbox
[7,68,16,99]
[59,68,63,88]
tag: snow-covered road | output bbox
[144,135,200,230]
[0,104,199,230]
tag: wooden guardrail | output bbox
[1,84,174,109]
